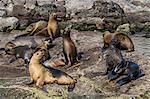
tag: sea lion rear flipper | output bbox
[40,87,49,93]
[14,33,29,39]
[68,83,75,92]
[0,48,5,51]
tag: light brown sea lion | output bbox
[28,49,77,92]
[35,13,60,39]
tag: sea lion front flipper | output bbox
[116,76,131,86]
[68,83,75,92]
[108,70,119,81]
[26,79,34,85]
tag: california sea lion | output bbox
[102,31,134,52]
[35,13,60,39]
[28,49,77,92]
[62,27,78,67]
[102,41,125,75]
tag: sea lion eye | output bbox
[37,53,39,55]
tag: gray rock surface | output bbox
[0,9,7,17]
[116,23,131,34]
[0,17,19,32]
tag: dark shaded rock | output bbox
[75,0,125,18]
[19,19,30,30]
[11,5,31,19]
[29,4,57,21]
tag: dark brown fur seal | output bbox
[103,42,125,75]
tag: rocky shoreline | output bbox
[0,0,150,98]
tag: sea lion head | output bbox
[49,13,58,20]
[63,25,72,37]
[33,49,45,60]
[102,31,114,52]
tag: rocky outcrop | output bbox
[66,0,126,32]
[0,17,19,32]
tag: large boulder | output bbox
[11,5,31,19]
[66,0,126,32]
[29,4,66,22]
[0,17,19,32]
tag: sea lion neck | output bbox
[49,16,57,23]
[30,57,41,64]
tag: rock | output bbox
[116,23,132,35]
[55,0,65,5]
[24,0,37,9]
[29,4,57,21]
[12,0,26,5]
[29,4,66,21]
[127,11,150,23]
[67,0,126,32]
[36,0,55,6]
[106,0,150,13]
[65,0,96,12]
[130,22,150,35]
[0,17,19,32]
[0,0,14,15]
[11,5,31,19]
[0,9,7,17]
[19,19,30,30]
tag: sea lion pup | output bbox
[4,42,16,54]
[28,49,77,92]
[102,31,134,52]
[102,41,125,75]
[62,27,78,67]
[35,13,60,39]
